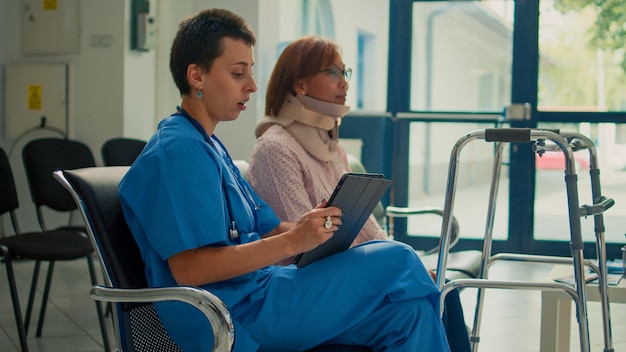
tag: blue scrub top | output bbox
[119,113,280,351]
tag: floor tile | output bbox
[1,254,623,351]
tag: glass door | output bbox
[532,0,626,257]
[389,0,626,259]
[389,0,516,252]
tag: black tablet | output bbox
[294,172,391,268]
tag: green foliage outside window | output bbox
[555,0,626,73]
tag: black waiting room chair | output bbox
[55,166,372,352]
[101,137,147,167]
[20,138,110,351]
[56,166,231,352]
[0,146,106,352]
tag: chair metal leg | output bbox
[4,256,30,352]
[469,286,486,352]
[24,260,42,335]
[105,302,112,317]
[87,255,111,352]
[13,254,111,351]
[35,261,55,337]
[100,264,113,319]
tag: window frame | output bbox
[341,0,626,259]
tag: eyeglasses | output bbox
[318,66,352,82]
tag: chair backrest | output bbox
[56,166,184,352]
[22,138,96,212]
[0,147,19,216]
[59,166,145,289]
[101,138,147,166]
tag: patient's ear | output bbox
[294,79,307,95]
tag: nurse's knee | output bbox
[358,240,423,270]
[360,240,415,256]
[374,240,420,260]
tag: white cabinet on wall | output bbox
[4,63,69,140]
[22,0,80,54]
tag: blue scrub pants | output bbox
[238,240,451,352]
[441,286,471,352]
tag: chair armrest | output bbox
[385,206,460,255]
[90,285,233,352]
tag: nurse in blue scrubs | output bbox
[119,8,450,352]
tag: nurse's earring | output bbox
[196,89,204,99]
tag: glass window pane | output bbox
[534,122,626,244]
[538,1,626,112]
[257,0,389,113]
[407,122,509,241]
[411,1,514,112]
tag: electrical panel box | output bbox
[131,0,158,51]
[22,0,80,54]
[4,63,69,140]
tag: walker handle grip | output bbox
[485,128,531,142]
[579,196,615,217]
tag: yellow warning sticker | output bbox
[43,0,58,11]
[28,85,42,110]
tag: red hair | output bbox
[265,36,341,116]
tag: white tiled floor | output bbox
[458,262,626,351]
[1,257,624,351]
[0,258,114,352]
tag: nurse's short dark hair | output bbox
[170,8,256,96]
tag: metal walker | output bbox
[434,128,615,352]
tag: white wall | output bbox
[73,1,128,160]
[152,0,263,160]
[154,0,194,138]
[0,0,139,232]
[123,2,158,142]
[201,0,262,160]
[0,0,266,233]
[0,0,8,152]
[0,0,267,160]
[1,0,389,163]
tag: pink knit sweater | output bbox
[249,124,387,249]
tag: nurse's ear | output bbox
[187,64,205,92]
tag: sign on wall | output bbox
[4,63,68,140]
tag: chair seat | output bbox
[420,250,483,280]
[59,224,88,233]
[0,230,93,260]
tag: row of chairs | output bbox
[53,156,481,352]
[0,137,146,352]
[101,138,147,167]
[3,136,479,352]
